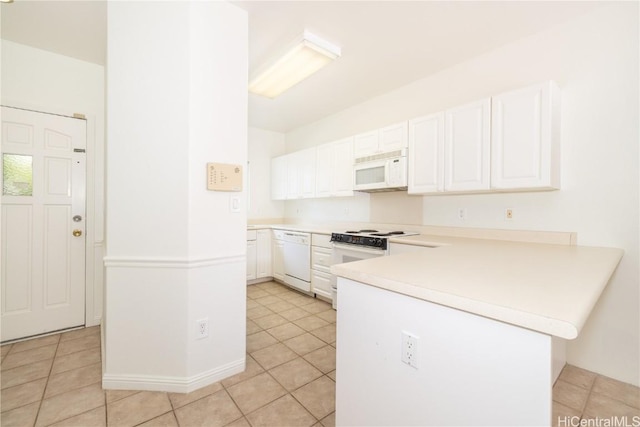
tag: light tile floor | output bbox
[1,280,638,426]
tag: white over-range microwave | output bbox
[353,149,408,192]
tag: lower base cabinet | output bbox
[247,231,257,281]
[311,234,334,302]
[312,270,332,300]
[247,229,272,283]
[272,230,285,282]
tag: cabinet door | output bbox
[353,130,379,158]
[444,98,491,192]
[408,113,445,194]
[315,143,333,198]
[379,122,408,152]
[246,240,257,281]
[332,137,354,196]
[300,147,317,198]
[271,155,287,200]
[256,230,272,278]
[311,246,332,274]
[311,270,333,300]
[272,238,284,281]
[286,151,300,199]
[491,81,560,189]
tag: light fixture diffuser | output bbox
[249,31,341,99]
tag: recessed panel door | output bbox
[1,106,86,341]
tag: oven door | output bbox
[331,242,386,309]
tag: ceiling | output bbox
[1,1,599,133]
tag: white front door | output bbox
[1,106,86,342]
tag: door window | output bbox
[3,154,33,196]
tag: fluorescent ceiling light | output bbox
[249,31,341,99]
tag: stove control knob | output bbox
[375,239,383,247]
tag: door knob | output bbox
[72,230,82,237]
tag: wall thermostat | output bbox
[207,162,242,192]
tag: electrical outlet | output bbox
[458,208,467,220]
[505,208,514,220]
[401,331,419,369]
[196,318,209,339]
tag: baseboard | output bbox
[102,357,245,393]
[247,277,273,285]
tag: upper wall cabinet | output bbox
[444,98,491,192]
[409,99,490,194]
[286,148,316,199]
[316,137,354,198]
[408,113,445,194]
[271,155,287,200]
[408,81,561,195]
[354,122,408,158]
[491,81,560,190]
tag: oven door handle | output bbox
[332,242,386,255]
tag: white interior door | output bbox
[1,106,86,342]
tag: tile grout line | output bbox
[33,334,61,427]
[579,375,597,421]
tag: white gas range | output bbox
[329,229,418,308]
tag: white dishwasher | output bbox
[283,231,311,292]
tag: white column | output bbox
[104,1,247,392]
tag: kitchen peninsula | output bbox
[331,235,623,426]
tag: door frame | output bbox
[1,101,103,330]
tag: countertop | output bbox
[331,234,624,340]
[248,224,334,234]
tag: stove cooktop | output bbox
[342,229,417,237]
[330,229,419,250]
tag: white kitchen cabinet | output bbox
[247,229,272,283]
[272,230,285,282]
[312,246,332,273]
[316,137,354,198]
[333,138,355,195]
[315,143,333,197]
[408,113,445,194]
[246,230,257,281]
[444,98,491,192]
[286,151,300,199]
[491,81,561,190]
[256,229,272,279]
[379,122,409,152]
[354,121,408,158]
[311,233,334,301]
[409,98,490,194]
[286,148,316,199]
[300,147,317,198]
[353,131,379,158]
[311,270,333,300]
[271,155,287,200]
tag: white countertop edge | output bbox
[332,265,579,339]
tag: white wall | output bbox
[104,1,247,392]
[1,39,105,327]
[247,127,285,221]
[286,4,639,386]
[284,192,371,224]
[337,278,553,426]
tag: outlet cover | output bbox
[197,318,209,339]
[401,331,419,369]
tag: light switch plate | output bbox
[230,196,241,213]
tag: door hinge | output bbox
[73,113,86,120]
